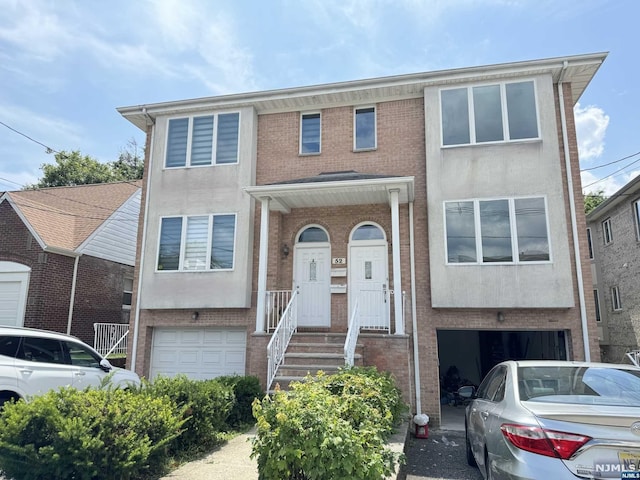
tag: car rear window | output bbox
[518,365,640,406]
[0,336,21,358]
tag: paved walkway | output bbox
[162,423,409,480]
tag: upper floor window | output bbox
[602,218,613,245]
[354,106,376,150]
[587,227,594,259]
[611,285,622,311]
[593,289,601,321]
[441,80,539,146]
[165,112,240,168]
[300,113,321,154]
[634,199,640,240]
[445,196,550,264]
[122,278,133,310]
[157,214,236,271]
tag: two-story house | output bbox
[119,52,604,425]
[0,181,141,346]
[587,175,640,364]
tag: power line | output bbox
[582,156,640,190]
[0,120,59,154]
[580,150,640,172]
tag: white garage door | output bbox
[0,262,30,327]
[150,327,246,380]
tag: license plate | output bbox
[619,452,640,479]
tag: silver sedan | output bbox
[465,360,640,479]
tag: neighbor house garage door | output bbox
[149,327,246,380]
[0,262,30,327]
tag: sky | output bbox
[0,0,638,196]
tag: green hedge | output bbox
[251,367,406,480]
[217,375,264,428]
[0,387,182,480]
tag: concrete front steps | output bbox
[271,332,364,392]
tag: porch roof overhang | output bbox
[244,173,415,213]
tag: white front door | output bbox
[294,245,331,328]
[349,245,390,330]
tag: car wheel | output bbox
[465,426,477,467]
[0,392,20,410]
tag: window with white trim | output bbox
[165,112,240,168]
[602,218,613,245]
[157,214,236,271]
[354,106,376,150]
[300,113,321,154]
[445,196,550,264]
[593,289,601,321]
[634,199,640,240]
[587,227,594,259]
[611,285,622,311]
[122,278,133,310]
[441,80,539,146]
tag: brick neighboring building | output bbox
[119,53,605,426]
[0,181,141,346]
[587,175,640,364]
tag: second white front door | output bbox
[349,244,390,330]
[294,245,331,328]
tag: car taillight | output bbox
[500,424,591,460]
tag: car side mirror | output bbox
[457,385,475,399]
[99,358,113,372]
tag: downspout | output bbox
[66,255,80,335]
[130,111,155,371]
[558,61,591,361]
[409,201,421,414]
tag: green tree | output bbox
[111,139,144,181]
[584,189,607,214]
[28,150,116,188]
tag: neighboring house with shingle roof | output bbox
[0,181,141,346]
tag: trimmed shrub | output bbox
[217,375,264,428]
[251,368,406,480]
[143,375,235,454]
[0,387,182,480]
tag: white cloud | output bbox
[581,170,640,197]
[575,103,609,161]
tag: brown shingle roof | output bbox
[6,181,141,252]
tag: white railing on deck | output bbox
[94,323,129,356]
[266,290,292,332]
[267,290,298,391]
[344,299,360,366]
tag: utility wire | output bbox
[0,120,59,154]
[580,150,640,172]
[582,156,640,190]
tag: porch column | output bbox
[255,197,270,333]
[389,189,404,335]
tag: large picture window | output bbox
[445,196,550,264]
[441,80,538,146]
[157,214,236,271]
[165,112,240,168]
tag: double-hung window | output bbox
[445,196,550,264]
[593,289,601,321]
[441,80,539,146]
[354,106,376,150]
[587,227,594,259]
[157,214,236,271]
[602,218,613,245]
[165,112,240,168]
[300,112,321,154]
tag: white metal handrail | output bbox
[627,350,640,367]
[267,290,298,391]
[266,290,293,332]
[344,299,360,366]
[93,323,129,356]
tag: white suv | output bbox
[0,326,141,406]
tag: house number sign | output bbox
[332,258,346,265]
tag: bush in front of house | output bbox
[0,387,183,480]
[251,367,406,480]
[216,375,264,428]
[143,374,235,455]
